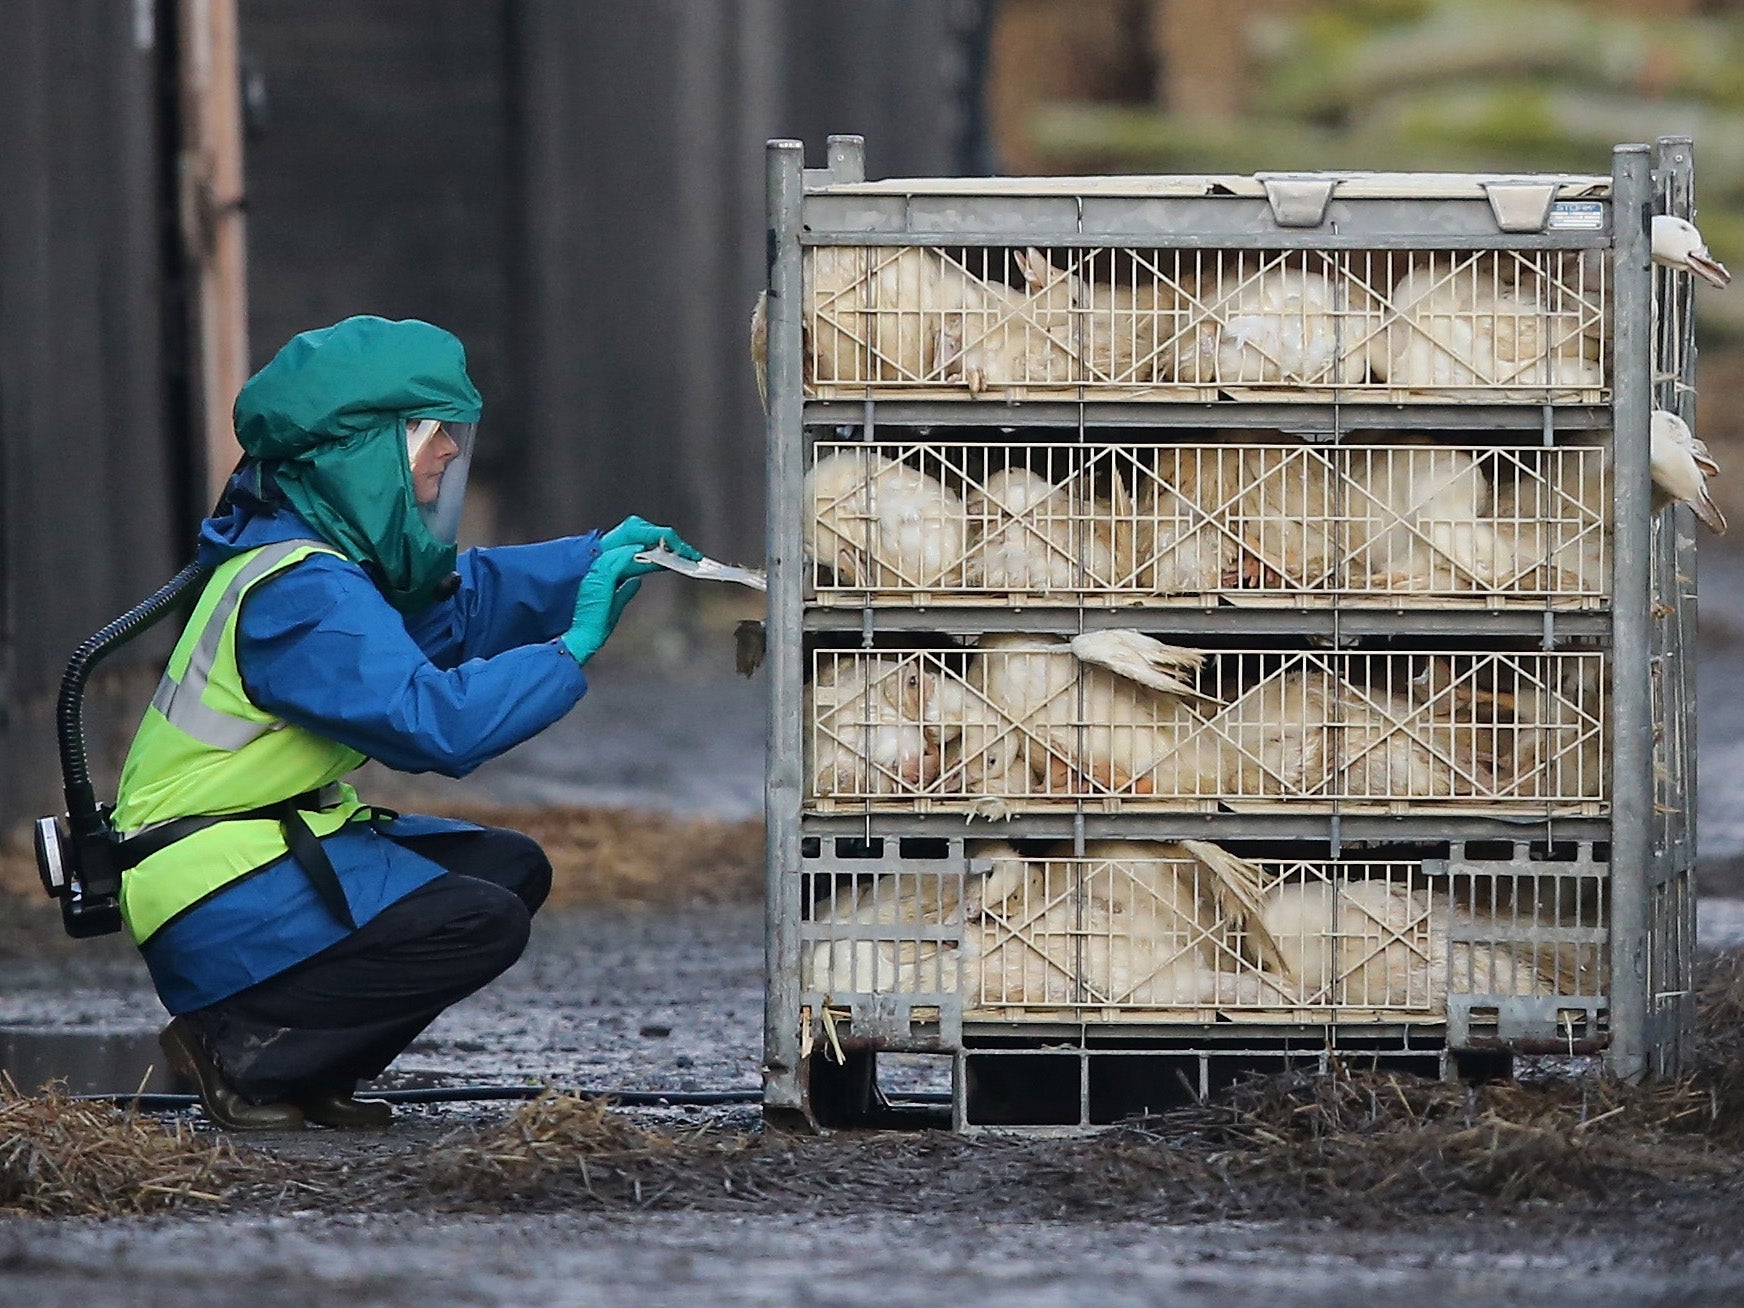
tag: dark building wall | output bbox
[0,0,985,830]
[0,2,181,829]
[238,0,518,465]
[509,0,980,555]
[241,0,983,555]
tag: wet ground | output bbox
[6,1209,1744,1308]
[6,556,1744,1302]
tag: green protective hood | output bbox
[233,315,484,611]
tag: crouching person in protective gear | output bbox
[115,315,700,1130]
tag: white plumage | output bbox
[802,839,1293,1009]
[750,247,1069,397]
[1173,437,1336,590]
[1490,660,1605,802]
[972,839,1291,1007]
[805,448,968,589]
[1491,435,1610,595]
[963,467,1138,591]
[1131,451,1245,593]
[1345,438,1516,592]
[1650,410,1726,533]
[939,631,1215,814]
[968,249,1178,388]
[1260,878,1565,1010]
[1178,261,1371,387]
[1173,435,1515,595]
[802,851,1588,1017]
[802,245,979,387]
[1652,215,1732,289]
[1493,414,1724,599]
[1372,257,1602,396]
[804,655,940,799]
[929,638,1493,811]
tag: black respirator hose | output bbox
[57,460,247,833]
[56,560,212,831]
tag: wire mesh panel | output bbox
[807,439,1611,607]
[801,246,1609,402]
[804,645,1608,815]
[799,843,1607,1025]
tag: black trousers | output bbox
[185,825,552,1104]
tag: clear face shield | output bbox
[405,418,478,545]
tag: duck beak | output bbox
[1687,250,1733,289]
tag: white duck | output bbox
[1490,436,1610,595]
[1260,877,1567,1011]
[1345,437,1516,593]
[967,249,1177,388]
[1132,448,1246,593]
[973,839,1292,1007]
[933,630,1216,816]
[803,838,1295,1009]
[1652,215,1731,289]
[1650,410,1725,532]
[805,448,969,589]
[1373,255,1602,395]
[804,654,942,800]
[1490,660,1606,804]
[751,246,1031,398]
[964,466,1139,592]
[1179,258,1371,387]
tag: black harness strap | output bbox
[118,786,359,931]
[277,800,358,931]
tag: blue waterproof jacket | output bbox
[140,490,600,1013]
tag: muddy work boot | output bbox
[295,1088,394,1131]
[159,1017,305,1132]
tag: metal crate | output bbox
[802,244,1609,403]
[803,644,1607,816]
[762,135,1701,1132]
[806,438,1611,608]
[798,838,1607,1027]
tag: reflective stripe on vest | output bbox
[115,539,369,946]
[147,539,328,751]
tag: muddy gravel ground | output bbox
[7,1209,1744,1308]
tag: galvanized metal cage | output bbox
[803,645,1607,815]
[762,135,1701,1131]
[799,841,1608,1028]
[806,438,1612,607]
[803,245,1610,402]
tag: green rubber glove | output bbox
[598,514,703,568]
[560,544,648,665]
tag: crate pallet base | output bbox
[778,1024,1547,1134]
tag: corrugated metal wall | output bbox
[0,2,183,832]
[508,1,982,555]
[237,0,519,459]
[0,0,985,830]
[241,0,984,556]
